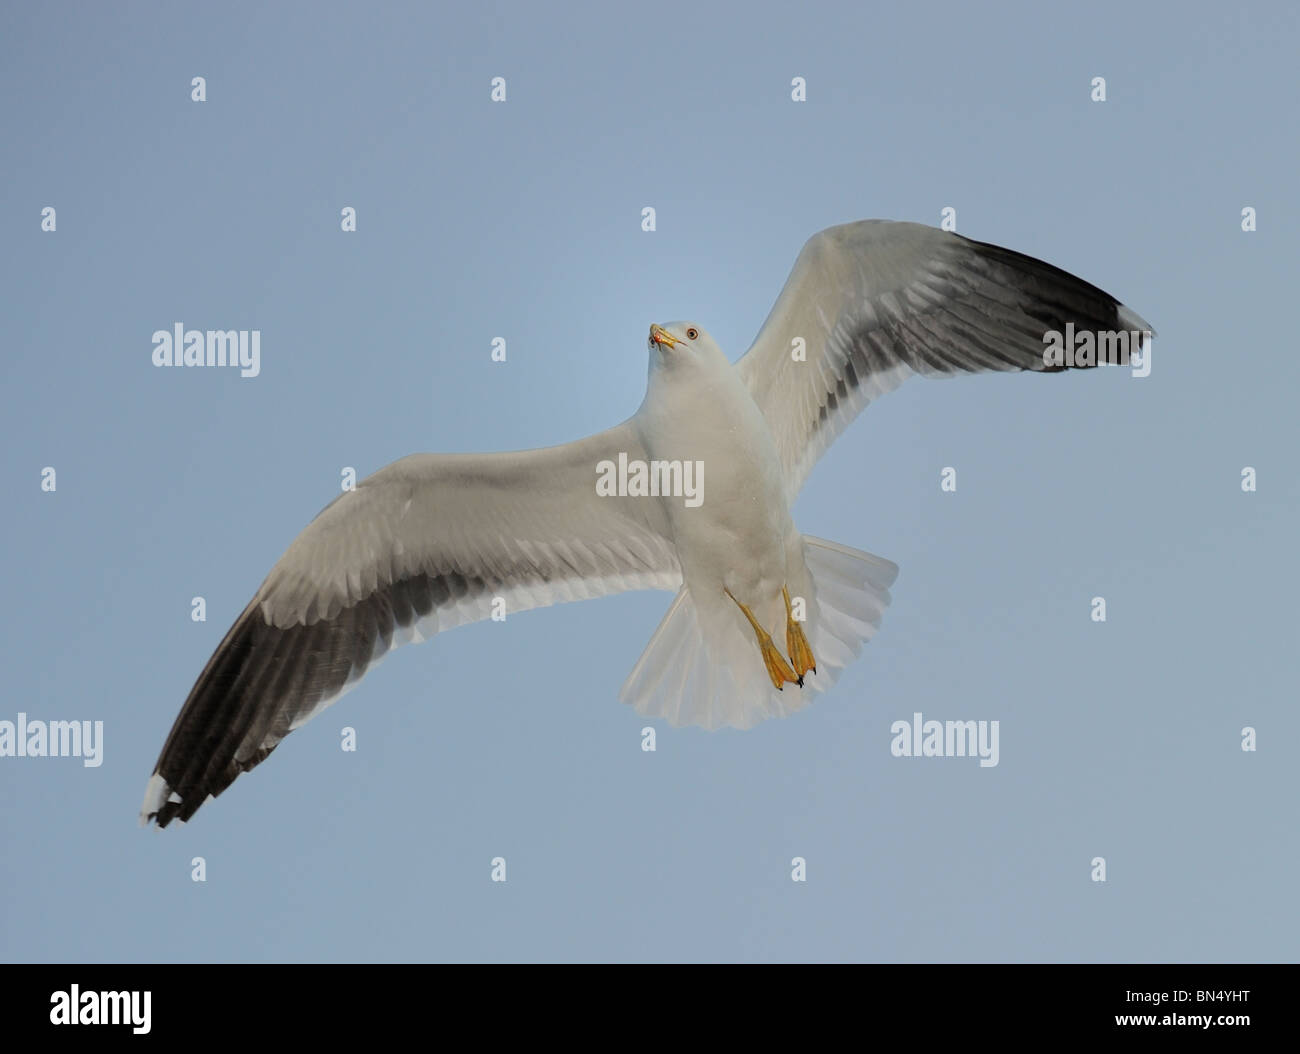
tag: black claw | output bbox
[796,676,804,687]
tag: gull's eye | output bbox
[686,327,698,340]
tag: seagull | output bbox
[141,219,1153,827]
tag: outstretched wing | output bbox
[737,220,1154,496]
[141,421,680,827]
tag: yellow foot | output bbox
[783,586,817,681]
[725,588,802,690]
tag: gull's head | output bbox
[647,322,726,372]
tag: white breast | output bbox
[635,357,792,601]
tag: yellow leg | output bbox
[783,586,817,680]
[725,588,802,690]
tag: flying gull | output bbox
[141,219,1153,827]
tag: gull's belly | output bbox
[674,462,788,600]
[643,382,792,602]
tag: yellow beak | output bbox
[649,323,679,349]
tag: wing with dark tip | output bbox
[736,220,1155,495]
[140,421,680,827]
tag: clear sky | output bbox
[2,0,1296,963]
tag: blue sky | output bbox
[2,0,1297,962]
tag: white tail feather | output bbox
[620,535,898,729]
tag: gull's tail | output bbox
[619,536,898,730]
